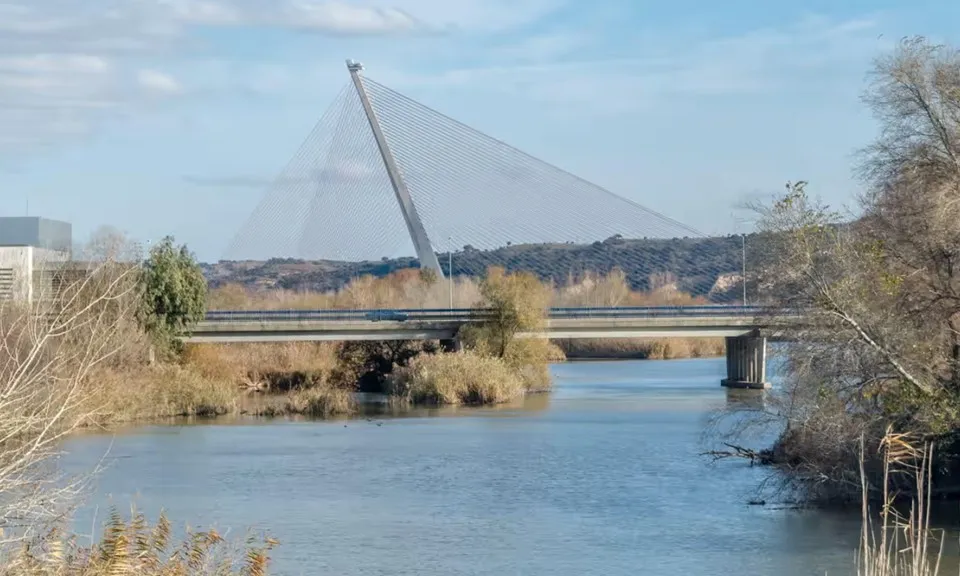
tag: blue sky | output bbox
[1,0,956,262]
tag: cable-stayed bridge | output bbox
[221,60,743,299]
[211,61,767,388]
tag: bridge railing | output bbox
[201,305,774,323]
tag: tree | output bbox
[137,236,207,352]
[0,257,139,545]
[461,267,550,358]
[727,37,960,503]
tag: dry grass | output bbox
[504,339,565,392]
[388,351,526,405]
[280,386,356,417]
[208,268,713,311]
[181,342,337,391]
[47,341,343,427]
[553,269,713,308]
[857,429,944,576]
[1,509,277,575]
[82,365,240,426]
[557,337,725,360]
[208,269,482,311]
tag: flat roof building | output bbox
[0,217,72,253]
[0,217,72,302]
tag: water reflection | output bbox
[724,388,766,410]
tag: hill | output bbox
[202,234,749,301]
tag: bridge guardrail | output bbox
[201,305,776,323]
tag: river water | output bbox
[63,358,906,575]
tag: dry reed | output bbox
[857,428,944,576]
[388,351,525,405]
[181,342,337,391]
[282,386,356,417]
[83,365,239,425]
[1,508,277,575]
[504,339,565,392]
[557,337,725,360]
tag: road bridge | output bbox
[187,306,780,389]
[210,62,770,385]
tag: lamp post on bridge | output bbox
[732,214,753,306]
[741,234,746,306]
[447,237,454,310]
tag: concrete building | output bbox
[0,217,72,303]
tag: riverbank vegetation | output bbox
[857,430,942,576]
[1,231,574,430]
[386,267,563,405]
[721,37,960,507]
[206,266,714,311]
[2,510,278,575]
[556,337,724,360]
[0,253,276,572]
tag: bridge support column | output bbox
[722,335,770,390]
[440,338,462,353]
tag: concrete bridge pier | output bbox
[722,334,770,390]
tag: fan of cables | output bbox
[223,75,746,301]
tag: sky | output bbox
[0,0,957,262]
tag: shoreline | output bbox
[561,353,725,362]
[79,353,730,433]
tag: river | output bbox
[62,358,908,575]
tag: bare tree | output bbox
[0,256,140,548]
[859,37,960,390]
[721,38,960,503]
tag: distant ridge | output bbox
[204,234,749,302]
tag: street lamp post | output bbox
[741,233,747,306]
[732,214,751,306]
[448,237,454,310]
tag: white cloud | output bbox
[0,54,110,74]
[0,51,118,154]
[0,0,560,59]
[0,53,115,108]
[0,0,559,153]
[165,0,558,33]
[150,0,527,34]
[138,69,183,95]
[384,0,560,32]
[392,15,887,113]
[0,0,886,159]
[157,0,241,25]
[278,1,418,33]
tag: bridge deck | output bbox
[186,307,770,343]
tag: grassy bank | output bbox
[150,268,718,413]
[81,344,356,426]
[14,264,728,430]
[556,337,725,360]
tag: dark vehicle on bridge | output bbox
[365,310,409,322]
